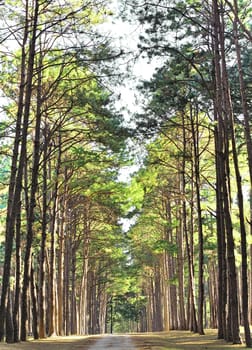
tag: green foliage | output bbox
[153,239,178,255]
[113,293,147,321]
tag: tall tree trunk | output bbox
[5,289,14,343]
[0,1,29,340]
[164,196,175,330]
[181,117,197,332]
[64,237,70,336]
[212,0,241,343]
[184,206,197,332]
[48,135,62,336]
[208,262,218,328]
[219,5,241,344]
[87,270,97,334]
[232,1,252,346]
[20,3,41,336]
[176,155,186,330]
[13,205,21,342]
[70,234,77,335]
[79,201,90,334]
[227,72,251,346]
[166,197,178,330]
[98,284,108,334]
[30,257,38,339]
[211,6,227,339]
[38,122,49,338]
[161,203,170,332]
[177,216,186,330]
[57,194,67,336]
[190,106,204,335]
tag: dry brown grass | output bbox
[131,330,245,349]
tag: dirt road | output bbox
[88,335,137,349]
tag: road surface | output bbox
[88,335,137,349]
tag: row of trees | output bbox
[0,0,134,343]
[123,0,252,347]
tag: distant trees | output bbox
[127,106,216,333]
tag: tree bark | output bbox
[6,289,14,343]
[231,1,252,345]
[38,122,49,338]
[48,135,62,337]
[13,205,21,342]
[20,3,41,337]
[79,200,90,334]
[190,105,204,335]
[211,0,241,343]
[0,1,29,340]
[30,257,39,339]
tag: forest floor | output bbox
[0,330,247,349]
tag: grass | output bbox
[131,330,246,349]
